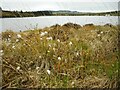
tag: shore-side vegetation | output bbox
[1,10,120,18]
[1,23,119,88]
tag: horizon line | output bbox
[2,9,119,13]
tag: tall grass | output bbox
[1,23,119,88]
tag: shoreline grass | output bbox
[1,23,119,88]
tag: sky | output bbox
[0,0,120,12]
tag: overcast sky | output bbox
[0,0,119,12]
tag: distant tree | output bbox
[0,7,2,18]
[20,10,23,13]
[0,7,2,11]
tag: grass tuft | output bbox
[1,23,119,88]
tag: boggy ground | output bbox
[1,23,119,88]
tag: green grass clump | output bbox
[1,23,119,88]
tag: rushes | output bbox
[1,23,119,88]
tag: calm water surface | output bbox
[1,16,118,32]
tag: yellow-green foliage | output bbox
[1,23,119,88]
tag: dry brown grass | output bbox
[1,23,119,88]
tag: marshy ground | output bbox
[0,23,119,88]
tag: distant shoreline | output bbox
[1,10,119,18]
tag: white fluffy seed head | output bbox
[16,66,20,70]
[76,52,79,56]
[40,32,45,37]
[8,35,11,37]
[8,38,11,42]
[17,34,22,38]
[12,46,15,49]
[46,37,53,40]
[58,57,61,60]
[44,31,48,34]
[39,56,42,58]
[71,82,75,85]
[69,41,73,45]
[53,48,55,51]
[40,38,43,40]
[47,50,50,53]
[97,34,100,37]
[16,39,19,42]
[48,44,51,47]
[0,50,3,53]
[101,31,103,34]
[57,39,60,42]
[40,31,48,37]
[36,67,40,70]
[47,69,51,75]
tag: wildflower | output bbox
[65,59,67,63]
[40,31,48,37]
[69,41,73,45]
[23,43,26,46]
[46,37,53,40]
[39,56,42,58]
[47,69,51,75]
[17,34,22,38]
[16,66,20,70]
[76,52,79,56]
[80,65,84,68]
[53,48,55,51]
[0,50,4,55]
[0,50,3,53]
[8,35,11,37]
[57,39,60,42]
[8,38,11,42]
[12,46,15,49]
[47,50,50,53]
[97,34,100,37]
[16,39,19,42]
[40,38,43,40]
[44,31,48,34]
[40,32,45,37]
[36,67,40,70]
[101,31,103,34]
[48,44,52,47]
[71,82,75,85]
[58,57,61,60]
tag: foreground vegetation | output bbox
[1,23,119,88]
